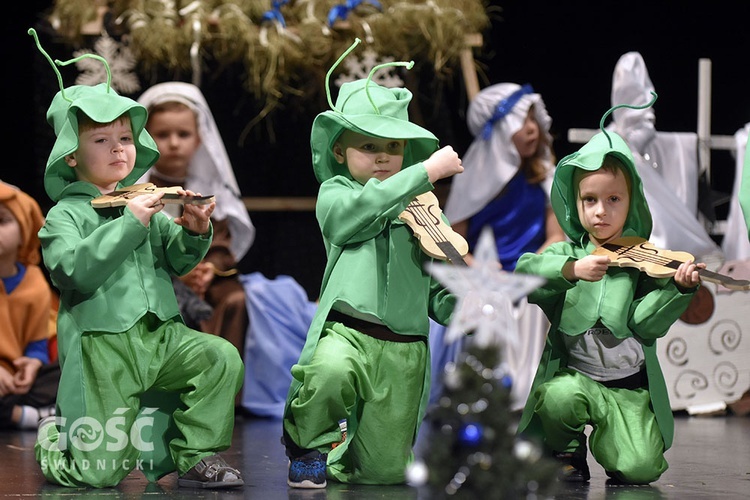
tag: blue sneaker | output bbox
[288,451,327,489]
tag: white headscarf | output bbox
[443,83,554,224]
[137,82,255,261]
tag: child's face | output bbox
[66,116,136,194]
[333,130,405,185]
[146,107,201,179]
[511,107,540,160]
[576,168,630,246]
[0,203,21,264]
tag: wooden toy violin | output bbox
[592,236,750,291]
[399,191,469,266]
[91,183,215,208]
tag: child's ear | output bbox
[332,143,346,164]
[64,154,77,167]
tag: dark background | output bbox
[5,1,750,298]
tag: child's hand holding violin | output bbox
[673,260,705,290]
[174,189,215,235]
[127,191,167,227]
[563,254,610,282]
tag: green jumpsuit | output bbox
[34,83,243,487]
[283,79,456,485]
[515,131,696,484]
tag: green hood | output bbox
[551,130,652,243]
[44,83,159,202]
[310,79,439,184]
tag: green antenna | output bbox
[365,60,414,115]
[325,38,362,111]
[599,91,658,147]
[28,27,113,103]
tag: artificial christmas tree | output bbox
[409,228,560,498]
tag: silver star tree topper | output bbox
[426,227,546,349]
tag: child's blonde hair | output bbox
[573,153,632,197]
[147,100,192,116]
[521,116,556,185]
[76,111,131,134]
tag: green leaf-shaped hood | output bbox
[310,79,439,184]
[551,131,652,243]
[43,83,159,202]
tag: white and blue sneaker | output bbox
[288,451,327,489]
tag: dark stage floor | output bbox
[2,412,748,499]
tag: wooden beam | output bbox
[461,33,483,101]
[243,197,317,211]
[697,58,712,181]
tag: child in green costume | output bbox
[282,41,464,488]
[515,99,704,485]
[29,30,244,489]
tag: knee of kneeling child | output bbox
[535,381,586,421]
[611,463,663,485]
[212,338,244,379]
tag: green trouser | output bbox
[36,315,243,487]
[285,322,428,484]
[534,369,668,484]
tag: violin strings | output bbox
[614,248,670,263]
[407,202,449,244]
[612,248,679,268]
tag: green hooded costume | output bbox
[282,75,456,484]
[33,55,243,486]
[515,130,696,484]
[741,136,750,239]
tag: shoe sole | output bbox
[287,479,327,489]
[178,478,245,489]
[558,461,590,482]
[559,476,590,483]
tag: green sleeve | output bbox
[427,277,457,326]
[515,246,576,306]
[316,165,432,247]
[153,213,213,276]
[41,205,152,293]
[628,275,695,341]
[741,138,750,238]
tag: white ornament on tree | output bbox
[426,226,545,349]
[405,459,429,486]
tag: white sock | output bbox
[18,406,40,430]
[38,405,56,419]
